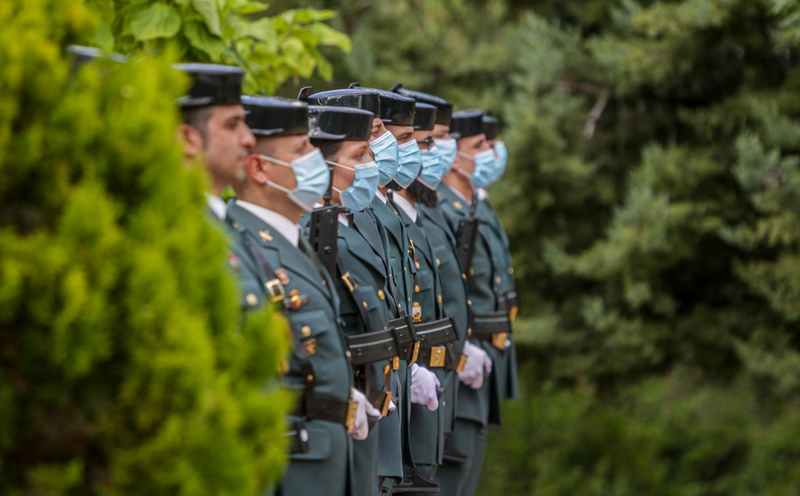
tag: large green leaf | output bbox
[183,21,226,59]
[309,23,351,53]
[192,0,222,37]
[130,3,182,41]
[233,0,270,15]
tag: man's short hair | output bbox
[310,138,343,161]
[181,105,214,141]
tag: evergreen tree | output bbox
[0,1,290,494]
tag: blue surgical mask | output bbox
[394,139,422,189]
[418,146,445,190]
[434,138,457,173]
[331,160,380,212]
[369,131,399,187]
[457,148,497,189]
[261,148,330,212]
[491,141,508,184]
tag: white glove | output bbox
[410,363,441,411]
[350,388,382,441]
[458,341,493,389]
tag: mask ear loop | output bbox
[258,154,295,195]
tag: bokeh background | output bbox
[5,0,800,494]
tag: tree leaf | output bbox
[183,21,225,59]
[309,23,351,53]
[192,0,222,37]
[130,3,182,41]
[234,1,270,15]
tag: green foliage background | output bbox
[0,0,292,494]
[276,0,800,493]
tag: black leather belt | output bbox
[498,290,521,321]
[472,311,512,350]
[295,393,357,429]
[346,316,418,366]
[413,317,459,368]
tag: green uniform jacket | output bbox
[397,202,452,468]
[226,202,354,496]
[437,185,502,428]
[477,196,520,401]
[417,202,472,435]
[301,208,405,489]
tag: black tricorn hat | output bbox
[308,106,374,141]
[413,103,437,131]
[242,95,309,137]
[347,83,415,127]
[450,110,485,140]
[173,63,245,108]
[482,114,499,141]
[298,86,381,116]
[391,84,453,126]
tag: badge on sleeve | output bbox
[412,302,422,322]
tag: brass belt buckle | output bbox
[491,332,509,350]
[341,272,358,293]
[381,392,394,417]
[410,342,420,363]
[510,306,519,322]
[345,400,358,432]
[265,279,285,303]
[429,346,446,367]
[456,354,468,373]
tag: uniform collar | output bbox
[445,184,469,203]
[375,190,389,204]
[313,202,350,227]
[205,193,227,220]
[235,200,300,247]
[392,193,418,222]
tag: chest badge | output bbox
[412,301,422,322]
[259,230,273,242]
[453,201,463,210]
[275,268,291,285]
[227,253,241,271]
[288,289,308,310]
[303,338,317,356]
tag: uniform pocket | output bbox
[289,424,332,461]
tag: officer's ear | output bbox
[178,123,205,159]
[246,154,269,185]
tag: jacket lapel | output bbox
[339,223,386,276]
[352,209,389,272]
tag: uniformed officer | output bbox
[437,110,512,496]
[301,104,399,496]
[225,96,377,496]
[477,114,520,403]
[173,63,255,220]
[299,86,407,494]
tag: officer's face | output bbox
[385,124,415,145]
[432,124,451,140]
[202,105,255,192]
[414,130,435,151]
[247,134,316,194]
[370,117,388,141]
[455,133,489,175]
[330,140,374,204]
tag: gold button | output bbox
[468,327,472,336]
[378,290,386,300]
[362,301,369,309]
[306,374,314,382]
[462,273,467,280]
[246,293,258,306]
[301,326,312,337]
[508,267,514,274]
[415,285,420,293]
[470,268,475,276]
[438,295,442,303]
[436,259,441,266]
[232,222,240,228]
[346,350,352,359]
[495,277,501,283]
[468,299,472,307]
